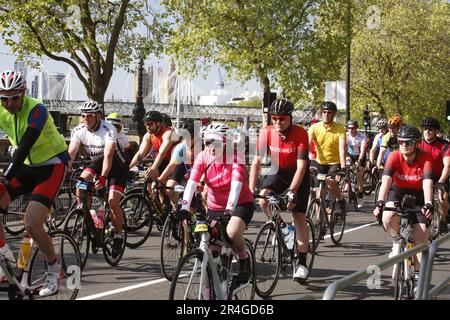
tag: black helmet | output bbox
[144,110,163,123]
[161,113,172,127]
[180,118,195,136]
[270,98,294,115]
[398,125,421,141]
[421,117,440,130]
[321,101,337,112]
[346,120,358,128]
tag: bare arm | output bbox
[101,141,116,178]
[438,156,450,184]
[377,147,387,168]
[339,137,346,169]
[289,159,308,193]
[67,140,80,171]
[158,162,178,184]
[130,135,151,168]
[249,155,262,192]
[151,130,177,171]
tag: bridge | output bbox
[44,100,317,125]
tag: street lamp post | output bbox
[346,1,351,123]
[132,57,146,144]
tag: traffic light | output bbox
[446,100,450,122]
[363,108,370,127]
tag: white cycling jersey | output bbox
[346,132,366,156]
[71,120,117,161]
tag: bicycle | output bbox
[0,230,81,300]
[306,168,346,249]
[62,178,127,270]
[380,195,428,300]
[169,212,255,300]
[341,164,359,212]
[120,178,172,249]
[160,185,205,281]
[253,193,315,298]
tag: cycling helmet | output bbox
[397,125,421,141]
[179,118,195,137]
[144,110,163,123]
[388,115,402,127]
[0,70,26,91]
[321,101,337,112]
[346,120,358,128]
[161,113,173,127]
[421,117,440,130]
[106,112,123,125]
[270,98,294,115]
[203,123,229,141]
[376,118,388,129]
[80,100,102,113]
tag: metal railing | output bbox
[316,233,450,300]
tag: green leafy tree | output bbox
[0,0,166,103]
[162,0,324,106]
[349,0,450,127]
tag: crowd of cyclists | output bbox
[0,69,448,299]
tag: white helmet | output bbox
[203,123,229,141]
[80,100,102,113]
[0,70,26,91]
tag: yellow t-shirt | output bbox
[308,121,346,165]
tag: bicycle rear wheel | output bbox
[362,170,375,195]
[28,231,81,300]
[330,202,346,245]
[169,249,215,300]
[120,193,153,248]
[102,214,127,266]
[253,222,281,298]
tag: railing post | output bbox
[422,240,439,300]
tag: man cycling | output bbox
[376,115,402,169]
[308,101,347,214]
[68,101,127,258]
[179,123,254,283]
[369,118,388,172]
[373,125,433,279]
[419,117,449,234]
[129,111,178,181]
[345,120,368,198]
[249,98,311,283]
[0,70,70,296]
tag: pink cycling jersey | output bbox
[190,150,254,211]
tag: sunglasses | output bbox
[271,115,289,122]
[0,94,21,101]
[81,114,95,119]
[422,126,435,132]
[398,139,415,147]
[204,139,224,148]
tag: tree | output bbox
[161,0,322,105]
[349,0,450,127]
[0,0,166,103]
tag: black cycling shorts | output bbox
[386,185,428,225]
[207,202,255,226]
[170,163,189,183]
[84,157,128,189]
[261,169,311,213]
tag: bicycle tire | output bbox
[62,208,90,270]
[362,170,375,195]
[3,214,25,236]
[120,193,153,248]
[169,248,215,300]
[253,222,281,298]
[373,181,382,207]
[160,213,188,281]
[330,201,346,245]
[306,198,324,251]
[102,214,127,266]
[228,239,256,300]
[28,230,82,300]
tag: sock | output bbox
[297,252,307,266]
[114,232,123,239]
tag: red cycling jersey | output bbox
[145,126,176,160]
[257,124,309,171]
[383,149,434,189]
[418,138,450,179]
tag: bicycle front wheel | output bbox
[330,202,346,245]
[169,249,215,300]
[62,208,90,270]
[253,222,281,298]
[306,198,324,251]
[28,231,82,300]
[120,193,153,249]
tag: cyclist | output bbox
[369,118,388,171]
[158,118,200,209]
[68,101,127,258]
[105,112,133,168]
[373,125,433,277]
[345,120,368,198]
[308,101,347,215]
[419,117,449,234]
[0,70,70,296]
[179,123,254,283]
[249,98,311,282]
[376,115,402,169]
[129,111,179,181]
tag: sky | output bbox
[0,41,261,103]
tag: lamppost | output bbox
[132,57,146,144]
[346,1,352,123]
